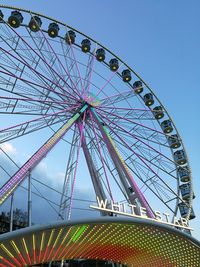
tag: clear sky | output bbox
[0,0,199,239]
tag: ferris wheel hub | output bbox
[84,92,101,107]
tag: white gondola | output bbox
[168,134,181,149]
[29,16,42,32]
[178,202,195,220]
[153,106,164,120]
[8,11,23,28]
[161,120,173,133]
[178,166,190,182]
[174,150,187,165]
[143,93,154,106]
[179,183,191,200]
[133,81,143,94]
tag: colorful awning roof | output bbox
[0,218,199,267]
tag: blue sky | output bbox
[0,0,199,239]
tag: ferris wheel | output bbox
[0,5,195,226]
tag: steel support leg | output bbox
[9,193,14,232]
[92,109,154,218]
[28,171,32,227]
[0,104,88,206]
[80,128,108,215]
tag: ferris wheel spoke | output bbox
[147,179,178,209]
[0,46,78,103]
[151,179,177,199]
[59,127,80,220]
[89,111,114,201]
[0,66,78,108]
[0,23,72,101]
[109,130,177,186]
[0,105,79,144]
[0,104,88,205]
[83,47,96,98]
[101,119,175,175]
[98,111,175,166]
[60,39,84,97]
[107,137,177,212]
[60,40,81,90]
[98,117,167,151]
[97,107,166,137]
[96,63,123,97]
[113,145,179,212]
[108,124,176,182]
[31,24,82,99]
[65,31,85,92]
[1,20,80,101]
[97,113,181,203]
[67,112,86,220]
[85,124,128,202]
[92,109,155,218]
[0,95,66,115]
[100,90,136,106]
[110,125,168,149]
[97,106,156,121]
[127,161,175,212]
[81,128,109,210]
[24,29,81,100]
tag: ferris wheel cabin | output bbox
[178,202,196,220]
[29,16,42,32]
[96,48,106,61]
[81,39,91,52]
[109,58,119,71]
[65,30,76,44]
[48,22,60,38]
[143,93,154,106]
[161,119,173,133]
[8,10,23,28]
[153,106,164,119]
[179,183,194,201]
[133,80,143,94]
[122,69,132,82]
[174,149,187,165]
[168,134,181,149]
[178,166,190,182]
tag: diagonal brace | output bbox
[0,104,88,205]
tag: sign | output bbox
[90,197,193,231]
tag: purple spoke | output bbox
[0,95,68,105]
[0,105,88,205]
[0,47,78,102]
[92,110,155,218]
[85,124,128,201]
[2,20,80,100]
[89,111,114,201]
[83,48,96,98]
[96,106,166,136]
[96,64,123,97]
[0,68,77,103]
[67,41,85,96]
[0,105,79,133]
[98,111,174,164]
[34,24,82,99]
[97,106,153,112]
[96,110,179,198]
[67,111,86,220]
[100,89,131,102]
[0,30,69,100]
